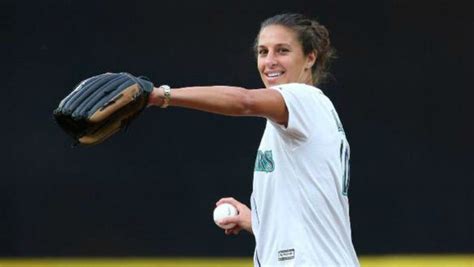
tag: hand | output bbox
[216,197,252,235]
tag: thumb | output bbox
[219,214,240,225]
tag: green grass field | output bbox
[0,255,472,267]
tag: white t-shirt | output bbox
[251,83,359,267]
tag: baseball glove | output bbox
[53,72,154,146]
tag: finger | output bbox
[225,226,241,235]
[219,216,240,225]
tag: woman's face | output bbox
[257,25,316,88]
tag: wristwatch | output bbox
[159,85,171,108]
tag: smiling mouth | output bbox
[265,71,285,79]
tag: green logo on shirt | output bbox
[254,150,275,173]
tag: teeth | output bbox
[267,72,282,77]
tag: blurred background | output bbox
[2,0,472,265]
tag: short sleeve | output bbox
[269,83,324,143]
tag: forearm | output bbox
[149,86,254,116]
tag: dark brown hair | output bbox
[254,13,336,85]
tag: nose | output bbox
[264,51,278,68]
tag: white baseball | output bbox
[213,203,238,229]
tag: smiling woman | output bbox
[256,24,316,87]
[254,13,336,87]
[146,13,359,266]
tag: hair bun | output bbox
[311,21,331,52]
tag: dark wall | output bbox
[2,0,472,256]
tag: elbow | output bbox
[237,89,258,116]
[218,87,260,117]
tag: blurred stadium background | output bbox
[2,0,472,266]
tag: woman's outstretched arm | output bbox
[148,85,288,125]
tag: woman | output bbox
[148,13,359,267]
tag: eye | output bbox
[278,48,289,54]
[258,49,268,56]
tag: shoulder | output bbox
[271,83,319,90]
[269,83,324,103]
[271,83,322,95]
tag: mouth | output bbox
[264,71,285,82]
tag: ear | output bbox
[305,51,317,70]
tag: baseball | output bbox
[213,203,238,229]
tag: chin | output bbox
[267,80,285,87]
[261,77,287,88]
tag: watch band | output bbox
[159,85,171,108]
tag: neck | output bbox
[301,73,313,85]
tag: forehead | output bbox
[258,25,299,47]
